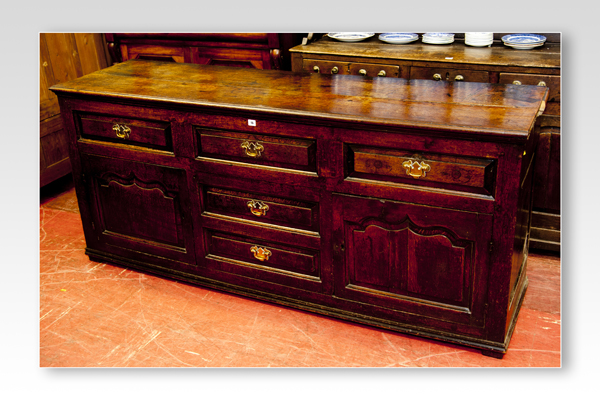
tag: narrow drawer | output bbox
[348,145,496,195]
[348,62,400,78]
[302,59,350,75]
[77,112,172,151]
[206,230,321,280]
[198,128,317,172]
[205,187,319,232]
[410,67,490,83]
[498,73,560,102]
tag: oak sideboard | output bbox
[51,59,548,358]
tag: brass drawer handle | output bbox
[241,141,264,158]
[377,70,386,77]
[313,65,320,73]
[112,123,131,139]
[358,69,367,76]
[454,75,464,81]
[537,81,547,87]
[433,73,442,81]
[331,66,339,74]
[512,80,522,85]
[250,245,271,262]
[247,200,269,217]
[402,159,431,179]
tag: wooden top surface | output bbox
[290,36,560,70]
[50,60,549,140]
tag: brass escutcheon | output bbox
[112,123,131,139]
[402,159,431,179]
[247,200,269,217]
[250,245,271,262]
[241,141,264,158]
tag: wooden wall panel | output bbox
[40,33,110,186]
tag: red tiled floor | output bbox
[39,176,561,367]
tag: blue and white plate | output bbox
[501,34,546,44]
[328,32,375,42]
[422,32,455,44]
[378,32,419,44]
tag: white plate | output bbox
[378,32,419,44]
[465,41,492,47]
[327,32,375,42]
[423,38,454,44]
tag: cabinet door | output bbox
[81,154,196,266]
[332,194,492,328]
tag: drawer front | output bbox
[410,67,490,83]
[207,230,320,278]
[349,145,496,195]
[348,63,400,78]
[77,112,172,151]
[205,187,319,232]
[302,59,350,75]
[498,73,560,102]
[198,128,317,171]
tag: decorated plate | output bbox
[328,32,375,42]
[423,32,455,39]
[504,42,545,50]
[378,32,419,44]
[501,34,546,44]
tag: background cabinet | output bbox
[40,33,111,186]
[105,33,305,71]
[290,34,561,253]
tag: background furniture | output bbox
[40,33,111,186]
[105,33,305,71]
[290,33,561,253]
[51,60,547,357]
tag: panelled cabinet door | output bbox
[81,154,196,266]
[332,194,493,330]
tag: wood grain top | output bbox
[50,60,548,140]
[290,36,560,69]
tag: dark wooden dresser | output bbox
[50,60,548,358]
[290,34,561,253]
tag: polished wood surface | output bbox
[51,60,547,140]
[51,60,547,358]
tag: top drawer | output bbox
[77,112,173,152]
[197,128,317,172]
[348,145,496,196]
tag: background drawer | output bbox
[348,145,496,196]
[302,59,350,74]
[410,67,490,82]
[498,73,560,102]
[198,128,317,171]
[205,187,320,232]
[77,112,173,151]
[348,62,400,78]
